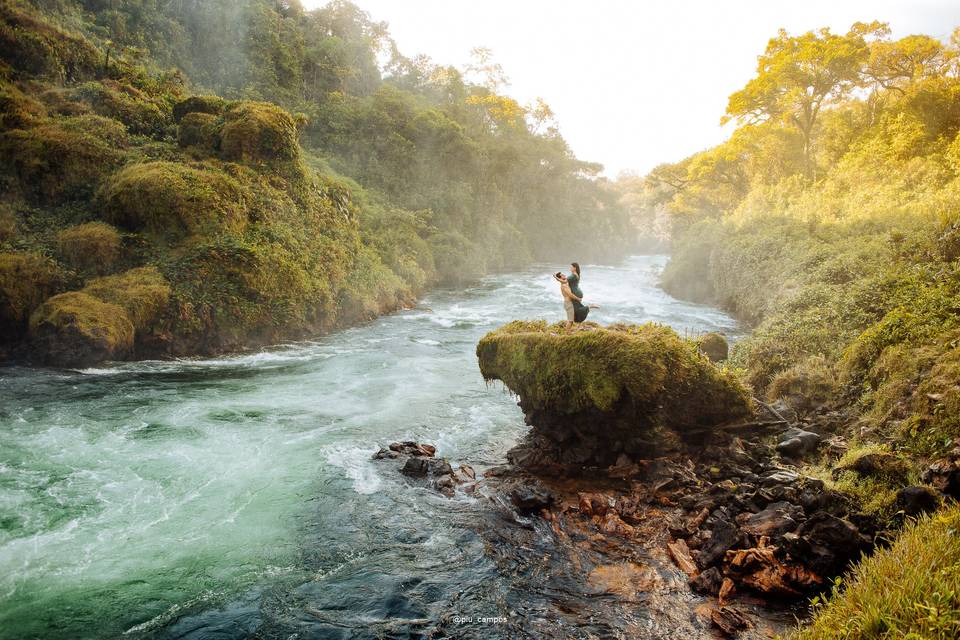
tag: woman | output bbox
[554,267,594,327]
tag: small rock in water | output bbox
[401,456,453,479]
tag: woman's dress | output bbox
[568,273,589,322]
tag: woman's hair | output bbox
[571,262,580,277]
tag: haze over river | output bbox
[0,255,738,639]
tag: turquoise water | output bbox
[0,256,738,639]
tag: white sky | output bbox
[305,1,960,177]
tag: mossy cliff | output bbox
[0,0,634,367]
[476,321,753,471]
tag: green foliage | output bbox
[792,505,960,640]
[476,321,753,428]
[0,81,46,129]
[697,332,729,362]
[177,112,219,151]
[74,80,171,135]
[768,355,838,414]
[82,266,170,331]
[55,221,122,275]
[99,161,249,240]
[0,251,65,342]
[1,114,128,204]
[219,101,301,164]
[0,1,99,82]
[172,95,227,122]
[28,291,134,365]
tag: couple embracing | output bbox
[553,262,598,328]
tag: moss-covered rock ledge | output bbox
[476,321,753,472]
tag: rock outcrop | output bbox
[476,321,753,472]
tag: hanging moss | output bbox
[99,161,249,240]
[477,321,753,429]
[29,291,134,366]
[0,251,65,342]
[82,266,170,331]
[172,95,227,122]
[56,222,122,275]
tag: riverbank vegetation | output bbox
[0,0,632,365]
[628,20,960,635]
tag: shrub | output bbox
[698,332,729,362]
[56,222,122,274]
[429,230,486,285]
[476,321,753,428]
[219,101,300,164]
[99,161,249,240]
[768,355,838,414]
[0,2,99,82]
[337,245,407,323]
[0,251,65,342]
[792,505,960,640]
[172,95,226,122]
[82,266,170,331]
[1,115,128,204]
[177,112,219,151]
[0,81,46,129]
[74,80,171,135]
[29,291,134,366]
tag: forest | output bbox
[0,0,633,366]
[625,21,960,637]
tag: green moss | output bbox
[219,101,300,164]
[99,161,249,240]
[177,112,219,151]
[698,332,729,362]
[0,251,65,342]
[28,291,134,366]
[82,266,170,331]
[792,505,960,640]
[0,202,16,244]
[172,95,227,122]
[1,115,129,204]
[476,321,753,428]
[56,222,122,275]
[74,80,171,136]
[0,2,99,82]
[0,81,46,129]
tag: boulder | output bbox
[400,456,453,479]
[29,292,133,367]
[698,518,740,568]
[690,566,724,595]
[776,428,821,458]
[787,512,870,577]
[699,332,729,362]
[896,486,941,517]
[921,458,960,500]
[476,321,753,469]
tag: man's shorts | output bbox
[564,298,575,322]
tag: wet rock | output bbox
[710,606,753,637]
[896,485,941,517]
[690,566,723,595]
[761,470,800,487]
[401,456,453,479]
[740,501,803,539]
[578,492,610,517]
[698,519,740,568]
[373,441,436,459]
[508,480,555,514]
[457,464,476,480]
[788,512,870,577]
[667,538,698,577]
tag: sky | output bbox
[304,1,960,178]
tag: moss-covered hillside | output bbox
[0,0,634,366]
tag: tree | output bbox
[724,22,885,177]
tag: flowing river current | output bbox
[0,256,739,640]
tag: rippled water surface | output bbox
[0,256,738,639]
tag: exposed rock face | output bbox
[477,321,753,472]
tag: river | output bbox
[0,255,739,639]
